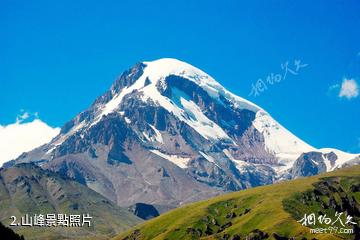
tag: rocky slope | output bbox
[8,58,360,212]
[0,163,141,239]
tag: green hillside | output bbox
[0,163,142,240]
[115,166,360,240]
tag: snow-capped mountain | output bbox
[10,58,360,210]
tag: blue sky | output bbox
[1,0,359,152]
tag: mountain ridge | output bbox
[8,58,360,211]
[0,163,142,239]
[114,165,360,240]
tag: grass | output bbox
[114,166,360,240]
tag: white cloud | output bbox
[0,113,60,166]
[339,78,359,99]
[16,111,30,122]
[328,84,340,91]
[327,83,340,96]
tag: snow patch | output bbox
[322,154,332,171]
[178,92,231,140]
[150,149,191,168]
[253,110,315,169]
[149,125,163,143]
[222,149,250,170]
[310,159,319,166]
[124,117,131,124]
[199,151,215,163]
[319,148,359,170]
[143,125,163,143]
[140,77,231,141]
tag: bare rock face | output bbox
[289,151,327,178]
[8,58,359,213]
[128,203,160,220]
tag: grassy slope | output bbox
[115,166,360,240]
[0,164,142,240]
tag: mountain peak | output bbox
[140,58,220,89]
[143,57,192,68]
[139,58,261,112]
[143,57,202,72]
